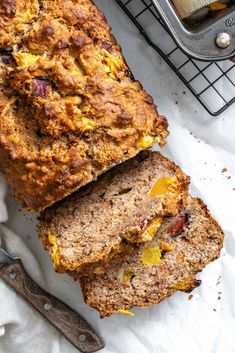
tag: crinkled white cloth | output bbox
[0,1,235,353]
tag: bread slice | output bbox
[39,151,189,277]
[0,0,168,211]
[80,196,224,317]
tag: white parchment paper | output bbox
[0,1,235,352]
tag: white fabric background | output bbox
[0,1,235,352]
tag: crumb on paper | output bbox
[189,132,201,143]
[213,308,217,312]
[216,276,222,285]
[188,294,193,300]
[220,167,232,180]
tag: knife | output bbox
[0,239,104,353]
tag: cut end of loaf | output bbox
[80,196,224,317]
[39,151,190,277]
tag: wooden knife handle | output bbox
[0,260,104,353]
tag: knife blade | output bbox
[0,237,104,353]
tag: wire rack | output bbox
[115,0,235,116]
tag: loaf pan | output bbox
[152,0,235,61]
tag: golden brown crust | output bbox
[0,0,168,211]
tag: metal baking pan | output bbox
[152,0,235,61]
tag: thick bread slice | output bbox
[80,196,224,317]
[0,0,168,211]
[39,151,189,276]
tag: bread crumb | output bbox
[213,308,217,312]
[188,294,193,300]
[221,167,227,173]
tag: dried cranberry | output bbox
[33,79,47,98]
[72,35,86,48]
[0,48,13,57]
[44,26,54,36]
[100,41,112,52]
[1,55,14,65]
[169,212,190,237]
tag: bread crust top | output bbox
[0,0,168,210]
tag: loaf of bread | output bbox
[0,0,168,211]
[80,196,224,317]
[39,151,189,277]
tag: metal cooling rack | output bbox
[115,0,235,116]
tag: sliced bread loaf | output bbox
[39,151,189,276]
[80,196,224,317]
